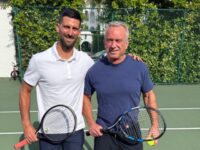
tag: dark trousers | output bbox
[94,134,143,150]
[39,129,84,150]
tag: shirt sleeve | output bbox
[84,70,95,96]
[23,55,40,86]
[141,64,154,93]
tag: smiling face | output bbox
[104,25,129,64]
[56,16,81,51]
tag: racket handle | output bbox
[14,139,28,150]
[100,129,106,133]
[86,129,105,136]
[86,131,91,136]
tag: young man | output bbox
[83,21,159,150]
[19,8,94,150]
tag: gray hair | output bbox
[104,21,129,41]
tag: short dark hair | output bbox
[59,7,82,23]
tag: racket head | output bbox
[140,106,167,141]
[40,104,77,143]
[105,106,166,143]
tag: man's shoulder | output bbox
[77,50,91,58]
[35,47,51,56]
[87,57,105,73]
[76,50,94,64]
[31,47,52,60]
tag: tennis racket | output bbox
[86,105,166,143]
[14,104,77,149]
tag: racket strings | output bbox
[119,108,165,141]
[138,108,165,140]
[137,109,152,139]
[106,107,166,143]
[43,108,75,133]
[120,109,141,140]
[42,106,76,141]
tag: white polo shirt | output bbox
[24,42,94,131]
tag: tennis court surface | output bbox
[0,78,199,150]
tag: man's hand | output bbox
[146,126,160,145]
[128,53,143,62]
[23,124,38,143]
[88,122,103,137]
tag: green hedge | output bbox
[12,7,58,77]
[126,9,200,84]
[12,7,199,84]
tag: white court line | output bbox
[159,108,200,110]
[0,110,37,114]
[1,127,200,135]
[0,107,200,114]
[0,132,23,135]
[166,127,200,130]
[92,107,200,112]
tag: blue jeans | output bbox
[39,129,84,150]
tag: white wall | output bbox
[0,7,16,77]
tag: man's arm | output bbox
[19,81,37,143]
[82,94,103,137]
[143,90,159,144]
[143,90,157,109]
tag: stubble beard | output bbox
[60,37,77,52]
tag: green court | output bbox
[0,78,200,150]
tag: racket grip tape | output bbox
[14,139,28,149]
[86,131,90,136]
[86,129,105,136]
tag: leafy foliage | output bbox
[94,0,200,83]
[10,0,85,77]
[12,7,58,73]
[93,7,199,83]
[10,0,199,83]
